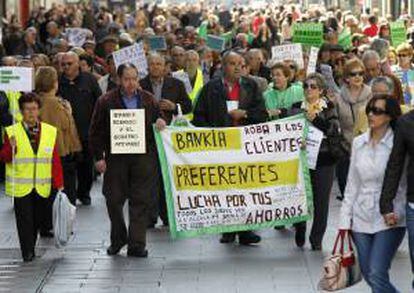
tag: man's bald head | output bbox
[62,52,80,79]
[2,56,18,67]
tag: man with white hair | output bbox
[362,50,382,83]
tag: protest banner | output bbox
[0,67,33,92]
[66,28,91,47]
[271,44,304,69]
[206,35,226,52]
[305,126,323,170]
[390,21,407,47]
[292,23,324,48]
[154,115,313,239]
[110,109,146,154]
[306,47,319,76]
[172,71,193,95]
[113,43,148,79]
[148,36,167,51]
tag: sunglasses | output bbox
[304,83,319,90]
[398,54,411,58]
[349,71,364,77]
[366,106,387,116]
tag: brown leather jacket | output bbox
[89,87,160,161]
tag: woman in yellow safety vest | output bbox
[0,93,64,262]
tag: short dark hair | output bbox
[117,63,138,77]
[365,94,402,130]
[79,54,94,68]
[18,92,42,111]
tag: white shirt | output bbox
[339,128,406,234]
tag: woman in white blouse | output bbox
[339,94,406,293]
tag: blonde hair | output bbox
[344,58,365,78]
[35,66,58,93]
[396,43,413,55]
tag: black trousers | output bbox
[77,141,93,200]
[148,163,168,226]
[336,156,350,197]
[14,191,48,259]
[61,155,77,206]
[103,154,157,249]
[296,164,336,246]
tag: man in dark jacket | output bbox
[89,63,166,257]
[380,111,414,286]
[139,53,192,125]
[58,52,102,206]
[193,51,267,244]
[140,53,192,226]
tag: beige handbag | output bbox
[318,230,362,291]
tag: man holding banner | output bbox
[89,63,166,257]
[192,51,267,244]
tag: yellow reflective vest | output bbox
[180,69,204,120]
[5,122,57,198]
[6,91,23,122]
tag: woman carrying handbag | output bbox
[338,94,407,293]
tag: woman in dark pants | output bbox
[295,73,343,250]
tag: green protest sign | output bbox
[148,36,167,51]
[206,35,226,52]
[154,115,314,239]
[338,28,352,50]
[292,23,324,47]
[197,22,208,40]
[390,21,407,47]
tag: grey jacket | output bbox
[334,84,372,152]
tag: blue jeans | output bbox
[406,204,414,289]
[353,228,406,293]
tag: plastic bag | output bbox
[53,191,76,248]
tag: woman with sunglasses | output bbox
[294,73,342,250]
[391,43,414,106]
[339,94,406,293]
[263,62,304,120]
[334,58,372,200]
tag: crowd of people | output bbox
[0,2,414,292]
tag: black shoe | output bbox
[220,233,236,244]
[40,230,54,238]
[274,225,286,231]
[295,226,306,248]
[127,248,148,258]
[79,197,91,206]
[23,252,34,262]
[238,231,261,245]
[106,243,126,255]
[336,195,344,201]
[311,243,322,251]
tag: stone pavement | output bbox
[0,180,411,293]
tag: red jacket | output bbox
[0,128,64,190]
[363,24,378,37]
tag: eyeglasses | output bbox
[61,62,74,67]
[303,83,318,90]
[349,71,364,77]
[366,106,387,116]
[398,54,411,58]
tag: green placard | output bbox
[292,23,324,48]
[197,21,208,40]
[390,21,407,47]
[338,28,352,50]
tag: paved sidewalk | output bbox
[0,180,411,293]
